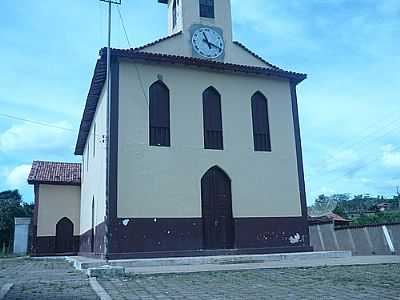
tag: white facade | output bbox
[141,0,272,68]
[36,184,81,236]
[80,85,107,236]
[117,61,302,219]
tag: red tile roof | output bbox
[308,212,351,225]
[325,212,350,222]
[27,161,81,185]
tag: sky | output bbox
[0,0,399,204]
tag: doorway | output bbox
[55,217,74,253]
[91,197,95,253]
[201,166,234,249]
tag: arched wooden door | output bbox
[201,166,234,249]
[55,217,74,253]
[91,198,95,253]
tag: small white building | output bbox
[28,0,311,258]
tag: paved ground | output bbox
[0,258,400,299]
[122,255,400,275]
[100,264,400,300]
[0,258,98,300]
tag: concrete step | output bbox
[107,251,351,268]
[67,250,351,276]
[124,255,400,275]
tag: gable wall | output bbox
[37,184,81,236]
[141,35,270,69]
[80,85,107,235]
[117,60,302,219]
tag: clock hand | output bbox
[209,42,222,51]
[202,32,212,49]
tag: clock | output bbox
[191,27,224,59]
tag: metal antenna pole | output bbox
[99,0,121,260]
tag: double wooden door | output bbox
[201,166,234,249]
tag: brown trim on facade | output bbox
[234,217,309,249]
[105,58,120,259]
[109,218,203,254]
[103,217,311,259]
[290,83,308,219]
[290,82,311,248]
[31,184,40,255]
[31,236,80,257]
[80,222,106,256]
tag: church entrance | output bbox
[201,166,234,250]
[55,217,74,253]
[91,198,95,252]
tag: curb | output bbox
[89,278,112,300]
[0,283,14,300]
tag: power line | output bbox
[117,6,131,48]
[308,143,400,200]
[0,113,75,132]
[0,112,106,140]
[116,6,150,108]
[311,117,400,176]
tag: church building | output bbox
[28,0,311,258]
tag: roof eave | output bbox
[28,180,81,186]
[74,48,306,154]
[74,57,107,155]
[106,49,307,82]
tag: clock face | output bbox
[192,27,224,59]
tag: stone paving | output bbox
[0,258,400,299]
[99,264,400,300]
[0,258,98,300]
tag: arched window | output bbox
[200,0,214,19]
[251,92,271,152]
[172,0,177,29]
[149,80,170,147]
[203,87,223,150]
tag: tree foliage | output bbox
[0,190,33,251]
[351,211,400,225]
[312,193,400,226]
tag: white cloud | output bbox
[231,0,315,50]
[6,164,31,188]
[322,150,365,176]
[0,121,74,154]
[382,144,400,168]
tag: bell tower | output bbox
[158,0,233,44]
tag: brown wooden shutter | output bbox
[203,87,223,150]
[199,0,215,18]
[251,92,271,151]
[172,0,177,28]
[149,81,171,147]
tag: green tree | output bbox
[0,190,33,252]
[352,211,400,225]
[333,206,349,219]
